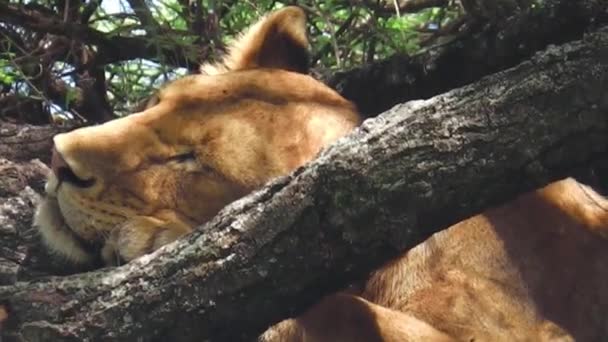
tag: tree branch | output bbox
[0,2,200,68]
[0,95,47,125]
[126,0,162,33]
[80,0,101,24]
[311,11,357,66]
[1,26,608,341]
[330,0,608,116]
[0,122,70,164]
[361,0,448,14]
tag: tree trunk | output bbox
[1,27,608,342]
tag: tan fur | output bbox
[34,6,360,265]
[201,7,309,75]
[35,6,608,341]
[261,178,608,341]
[259,294,456,342]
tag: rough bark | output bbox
[329,0,608,116]
[1,28,608,341]
[0,123,81,284]
[0,123,68,164]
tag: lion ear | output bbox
[201,6,309,75]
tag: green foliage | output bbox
[0,58,19,85]
[1,0,463,121]
[97,0,457,115]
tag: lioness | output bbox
[35,6,608,342]
[35,7,360,266]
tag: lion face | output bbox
[34,7,360,265]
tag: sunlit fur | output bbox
[34,6,360,266]
[260,178,608,341]
[201,7,309,75]
[34,6,608,342]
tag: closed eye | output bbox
[167,151,197,163]
[165,151,217,175]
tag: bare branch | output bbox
[125,0,162,33]
[311,11,358,66]
[361,0,448,15]
[0,2,201,68]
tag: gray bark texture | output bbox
[1,27,608,342]
[0,123,83,284]
[0,123,67,164]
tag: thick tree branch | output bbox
[0,123,80,285]
[0,27,607,341]
[0,123,70,164]
[0,158,50,285]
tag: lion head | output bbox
[34,7,360,266]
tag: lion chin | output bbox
[33,6,360,267]
[35,173,94,264]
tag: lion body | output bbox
[34,7,608,342]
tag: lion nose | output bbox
[51,145,95,188]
